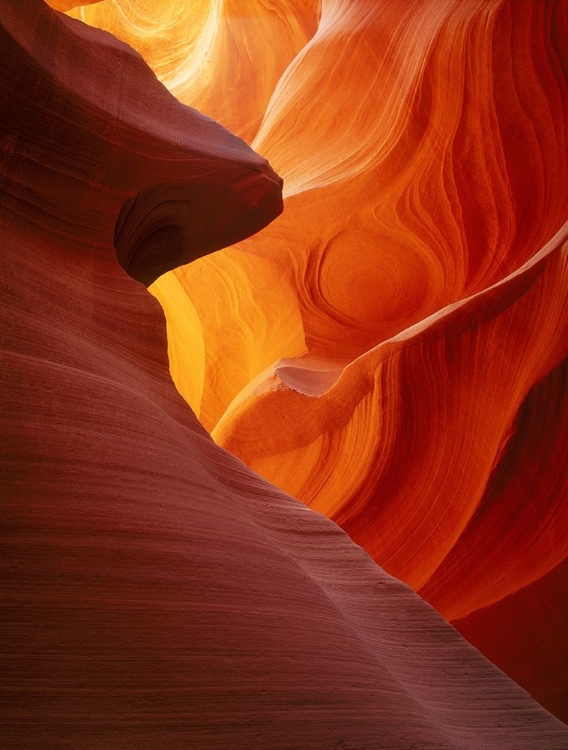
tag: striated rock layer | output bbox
[117,0,568,720]
[67,0,321,143]
[2,1,568,747]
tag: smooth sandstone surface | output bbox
[2,1,568,747]
[105,0,568,721]
[67,0,321,143]
[46,0,102,11]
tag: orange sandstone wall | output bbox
[60,0,568,722]
[6,3,568,747]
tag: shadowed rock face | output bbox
[115,175,282,286]
[0,0,282,286]
[82,0,568,722]
[2,1,568,748]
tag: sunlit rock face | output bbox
[46,0,101,10]
[68,0,321,143]
[73,0,568,721]
[6,1,568,747]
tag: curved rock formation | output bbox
[125,0,567,720]
[1,0,281,286]
[67,0,321,142]
[3,0,568,747]
[115,176,282,286]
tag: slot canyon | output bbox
[2,0,567,747]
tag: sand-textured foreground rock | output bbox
[2,1,568,747]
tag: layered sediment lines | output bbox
[67,0,321,143]
[5,1,568,747]
[125,0,568,719]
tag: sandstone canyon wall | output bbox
[2,0,568,747]
[74,0,568,722]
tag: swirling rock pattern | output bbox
[2,0,568,747]
[6,0,568,747]
[67,0,321,143]
[110,0,568,721]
